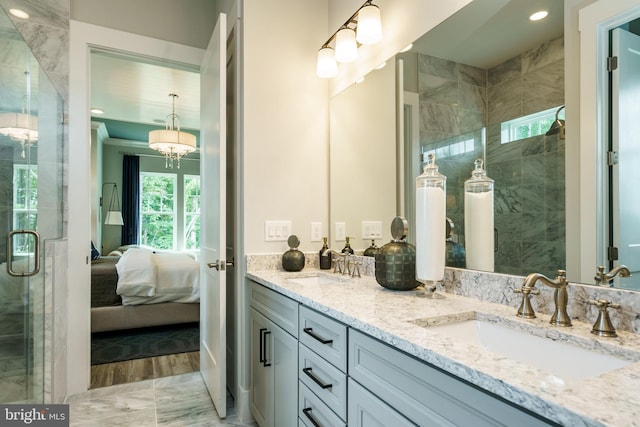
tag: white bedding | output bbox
[115,248,200,305]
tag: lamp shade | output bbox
[148,129,197,155]
[356,4,382,45]
[335,27,358,63]
[317,47,338,78]
[104,211,124,226]
[0,112,38,142]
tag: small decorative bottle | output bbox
[464,159,494,272]
[341,236,355,254]
[319,237,332,270]
[282,235,305,272]
[363,240,379,257]
[415,153,446,285]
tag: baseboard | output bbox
[235,385,253,424]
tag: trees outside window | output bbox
[184,175,200,250]
[140,173,176,250]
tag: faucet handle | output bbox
[587,299,621,337]
[514,287,540,319]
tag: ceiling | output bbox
[88,0,564,143]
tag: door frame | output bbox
[68,20,204,396]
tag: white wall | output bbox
[242,0,330,254]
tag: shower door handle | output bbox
[6,230,40,277]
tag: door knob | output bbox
[207,258,234,271]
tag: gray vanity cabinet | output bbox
[249,282,299,427]
[348,329,557,427]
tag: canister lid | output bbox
[287,235,300,249]
[390,217,408,242]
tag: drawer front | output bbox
[249,280,299,337]
[349,330,555,427]
[299,343,347,420]
[299,382,346,427]
[348,378,416,427]
[299,306,347,372]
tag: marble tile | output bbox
[488,55,521,87]
[458,63,486,87]
[522,36,564,74]
[491,160,522,187]
[458,81,486,112]
[418,54,457,84]
[521,154,546,185]
[421,77,458,105]
[419,101,458,136]
[488,76,522,115]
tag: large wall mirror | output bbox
[329,0,640,291]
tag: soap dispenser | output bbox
[363,240,379,257]
[464,159,494,272]
[282,235,305,272]
[319,237,332,270]
[341,236,355,254]
[415,153,446,285]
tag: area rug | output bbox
[91,322,199,365]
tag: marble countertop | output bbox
[247,269,640,427]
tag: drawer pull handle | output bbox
[259,328,267,364]
[302,407,322,427]
[303,327,333,345]
[263,330,272,367]
[302,367,333,389]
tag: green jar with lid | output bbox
[374,217,419,291]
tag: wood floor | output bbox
[90,351,199,389]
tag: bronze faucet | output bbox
[515,269,572,326]
[594,265,631,287]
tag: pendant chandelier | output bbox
[148,93,196,169]
[0,56,38,158]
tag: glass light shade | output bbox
[0,112,38,142]
[104,211,124,226]
[148,129,197,155]
[356,4,382,45]
[335,28,358,63]
[317,47,338,78]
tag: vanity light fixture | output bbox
[529,10,549,21]
[148,93,196,169]
[316,0,383,78]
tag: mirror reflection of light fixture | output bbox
[545,105,566,139]
[316,0,383,78]
[0,57,38,158]
[102,182,124,226]
[148,93,196,169]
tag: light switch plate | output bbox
[264,220,292,242]
[310,222,322,242]
[362,221,383,239]
[335,222,346,241]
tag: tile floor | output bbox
[67,372,258,427]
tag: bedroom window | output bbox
[184,175,200,250]
[140,172,177,250]
[13,164,38,255]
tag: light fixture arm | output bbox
[320,0,373,49]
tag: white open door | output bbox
[200,12,227,417]
[611,28,640,273]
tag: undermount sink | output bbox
[410,312,636,382]
[286,273,348,286]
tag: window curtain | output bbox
[121,155,140,245]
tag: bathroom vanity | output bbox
[246,268,640,427]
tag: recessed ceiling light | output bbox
[375,62,386,70]
[355,76,365,84]
[399,43,413,53]
[9,9,29,19]
[529,10,549,21]
[90,108,104,115]
[153,119,165,124]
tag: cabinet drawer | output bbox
[249,280,299,337]
[299,344,347,421]
[299,382,346,427]
[299,306,347,372]
[349,329,555,427]
[348,378,416,427]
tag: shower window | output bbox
[500,105,561,143]
[13,164,38,255]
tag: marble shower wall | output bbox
[417,36,565,277]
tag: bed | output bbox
[90,248,200,333]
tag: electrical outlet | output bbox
[264,220,292,241]
[335,222,346,241]
[311,222,322,242]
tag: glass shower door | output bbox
[0,8,63,403]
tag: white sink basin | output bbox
[286,273,348,286]
[412,313,635,382]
